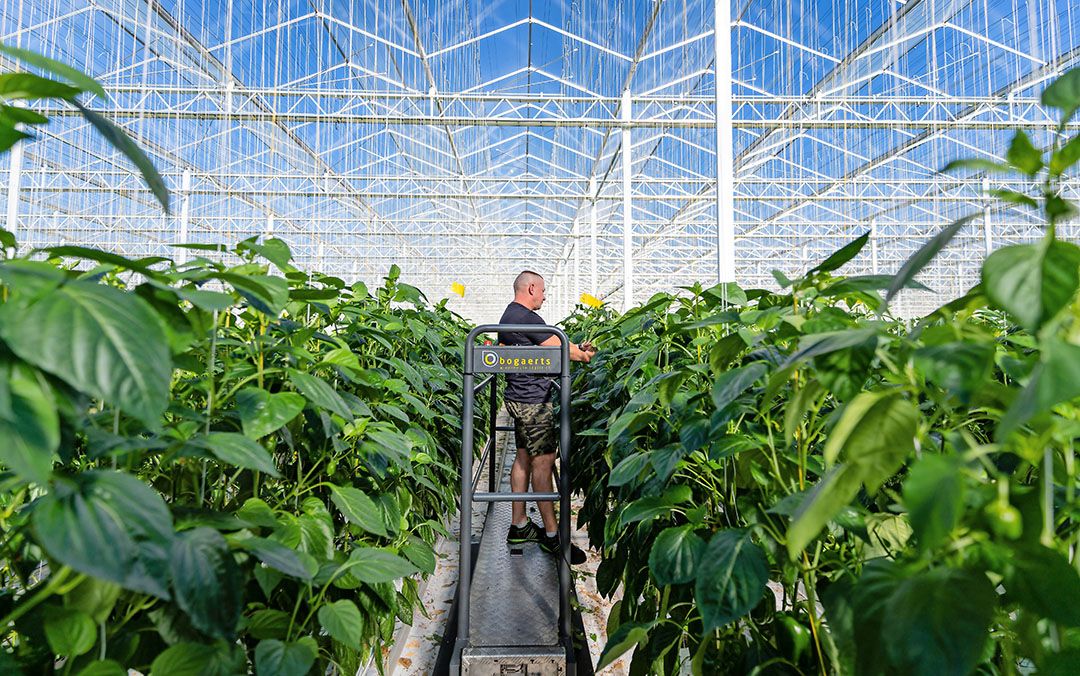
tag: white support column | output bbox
[316,241,325,273]
[177,169,192,263]
[266,213,274,240]
[714,0,735,283]
[589,176,598,295]
[870,218,879,274]
[5,129,24,251]
[982,176,993,258]
[621,89,633,312]
[572,216,580,307]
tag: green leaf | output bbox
[819,274,929,297]
[782,328,878,368]
[786,464,864,558]
[982,239,1080,332]
[1041,649,1080,676]
[348,548,419,584]
[288,369,353,420]
[237,237,294,272]
[0,227,15,249]
[903,455,965,552]
[65,577,121,624]
[233,536,316,580]
[608,452,652,487]
[246,609,291,640]
[216,272,289,316]
[170,527,242,641]
[1006,544,1080,626]
[401,536,436,575]
[0,72,80,99]
[884,567,995,676]
[618,486,693,528]
[694,529,768,632]
[596,621,652,672]
[1042,66,1080,126]
[32,471,173,598]
[192,432,280,477]
[72,102,169,213]
[0,280,171,427]
[824,391,917,491]
[885,215,977,307]
[150,642,244,676]
[43,606,96,657]
[236,388,305,439]
[710,362,767,411]
[1050,135,1080,176]
[0,362,58,484]
[1006,130,1044,175]
[784,379,823,448]
[0,44,107,99]
[1000,340,1080,438]
[318,599,363,648]
[987,189,1038,209]
[77,660,127,676]
[236,498,279,529]
[329,484,388,537]
[702,282,748,306]
[648,526,704,585]
[914,341,994,404]
[940,158,1012,174]
[254,637,318,676]
[809,231,869,274]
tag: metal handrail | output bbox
[454,324,574,673]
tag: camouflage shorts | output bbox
[505,400,556,457]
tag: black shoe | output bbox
[507,520,542,544]
[539,534,587,565]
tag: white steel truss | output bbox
[1,0,1079,322]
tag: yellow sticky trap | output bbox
[580,293,602,309]
[451,282,466,297]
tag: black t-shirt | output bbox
[497,301,554,403]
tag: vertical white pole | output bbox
[317,241,325,273]
[870,218,879,274]
[982,176,992,258]
[177,169,192,263]
[589,176,598,295]
[621,89,633,312]
[714,0,735,283]
[266,213,274,239]
[572,216,580,307]
[5,130,24,251]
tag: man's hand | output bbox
[577,342,598,363]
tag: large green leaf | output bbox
[982,239,1080,332]
[782,329,878,368]
[329,484,388,537]
[902,455,965,552]
[710,362,768,411]
[1005,544,1080,626]
[77,660,127,676]
[809,231,869,274]
[884,567,995,676]
[235,388,305,439]
[0,72,80,99]
[170,527,242,641]
[0,280,171,427]
[914,341,995,404]
[232,535,316,580]
[694,529,768,632]
[348,548,419,584]
[318,599,363,648]
[1042,66,1080,126]
[1005,130,1044,175]
[999,340,1080,439]
[32,471,173,598]
[0,361,58,484]
[217,272,289,316]
[885,215,977,307]
[288,369,353,420]
[72,102,169,214]
[786,464,864,558]
[43,606,96,657]
[192,432,280,476]
[824,391,917,492]
[0,44,107,98]
[149,642,244,676]
[648,525,704,585]
[596,622,652,672]
[254,637,318,676]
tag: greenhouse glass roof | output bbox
[1,0,1078,322]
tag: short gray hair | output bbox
[513,270,543,293]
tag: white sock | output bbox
[546,531,557,538]
[513,519,528,528]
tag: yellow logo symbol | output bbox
[482,351,498,367]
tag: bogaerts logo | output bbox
[480,350,552,369]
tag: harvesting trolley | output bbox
[450,325,578,676]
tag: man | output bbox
[497,270,595,564]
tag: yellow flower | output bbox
[451,282,465,298]
[580,293,603,309]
